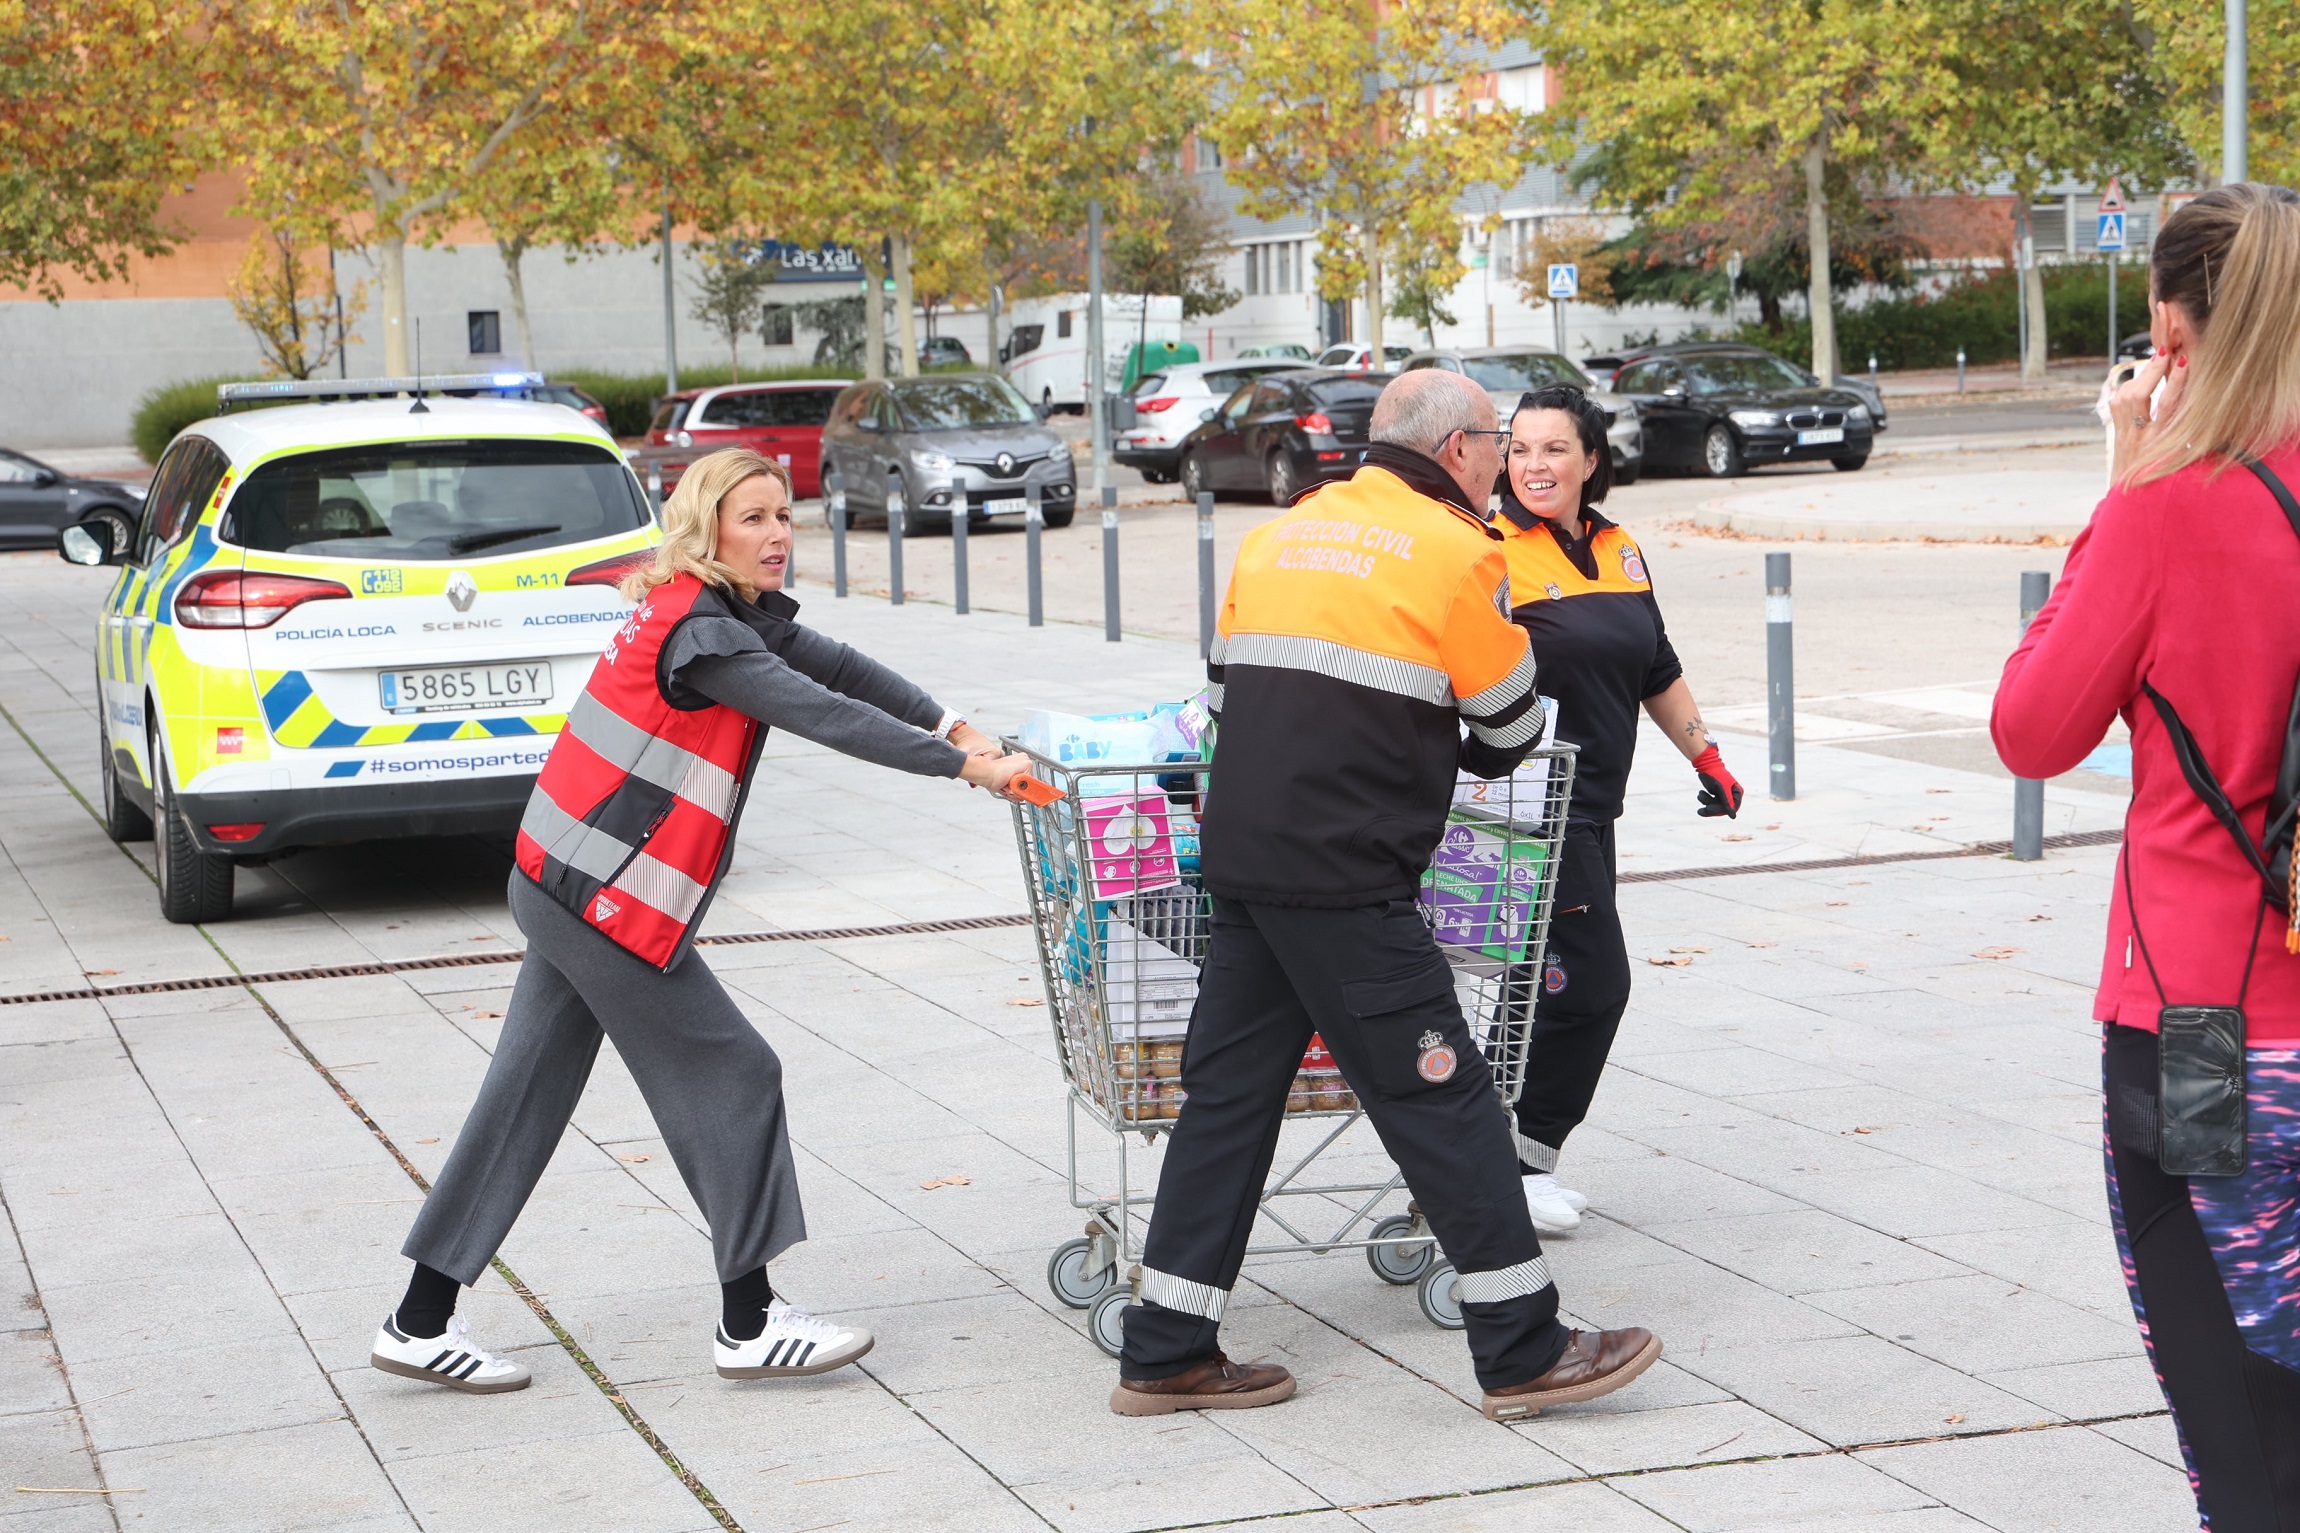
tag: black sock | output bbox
[721,1268,774,1342]
[395,1262,459,1340]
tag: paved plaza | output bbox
[0,452,2200,1532]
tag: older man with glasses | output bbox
[1107,367,1664,1421]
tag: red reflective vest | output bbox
[514,572,759,968]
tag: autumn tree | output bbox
[1191,0,1530,365]
[0,0,213,299]
[1534,0,1957,380]
[465,132,630,371]
[686,239,773,379]
[1107,171,1243,320]
[2132,2,2300,186]
[227,226,366,378]
[213,0,674,377]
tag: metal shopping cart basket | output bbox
[1009,740,1577,1355]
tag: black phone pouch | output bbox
[2158,1005,2247,1176]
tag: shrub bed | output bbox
[1736,261,2151,372]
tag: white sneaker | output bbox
[1556,1181,1590,1214]
[1523,1173,1583,1234]
[715,1299,874,1380]
[371,1312,532,1393]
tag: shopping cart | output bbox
[1009,740,1578,1355]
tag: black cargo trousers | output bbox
[1119,895,1570,1392]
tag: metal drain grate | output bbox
[0,912,1034,1007]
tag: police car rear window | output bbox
[224,439,648,562]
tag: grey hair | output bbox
[1368,368,1488,452]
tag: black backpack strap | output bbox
[2142,681,2280,896]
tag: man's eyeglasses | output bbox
[1450,428,1511,454]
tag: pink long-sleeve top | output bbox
[1993,443,2300,1042]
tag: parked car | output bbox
[919,335,973,368]
[1398,348,1644,485]
[1175,368,1389,504]
[2117,331,2155,362]
[1237,343,1313,360]
[1606,343,1878,476]
[54,379,657,922]
[1114,360,1317,482]
[819,373,1077,531]
[639,380,852,499]
[1313,342,1412,371]
[1577,354,1629,391]
[0,448,146,556]
[533,382,610,430]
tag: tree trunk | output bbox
[860,250,886,382]
[499,238,535,371]
[1758,290,1783,332]
[2018,198,2047,380]
[891,233,920,378]
[1802,135,1836,384]
[379,229,410,377]
[1362,226,1385,366]
[987,282,1001,372]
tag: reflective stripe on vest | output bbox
[513,572,756,968]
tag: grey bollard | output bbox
[1767,551,1796,801]
[1956,347,1967,394]
[887,481,905,607]
[2012,570,2053,860]
[647,459,663,521]
[1196,490,1217,658]
[1025,482,1044,627]
[830,470,849,598]
[1101,484,1121,642]
[948,477,969,615]
[1868,353,1878,394]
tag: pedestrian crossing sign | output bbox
[1547,264,1579,300]
[2097,212,2127,252]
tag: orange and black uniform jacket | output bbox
[1495,493,1682,825]
[1200,445,1545,907]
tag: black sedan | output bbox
[0,448,145,554]
[1176,369,1389,504]
[1609,344,1878,476]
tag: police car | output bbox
[57,375,657,923]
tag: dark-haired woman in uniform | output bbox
[1496,384,1744,1231]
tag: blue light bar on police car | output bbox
[215,374,547,410]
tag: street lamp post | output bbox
[2226,0,2249,182]
[1088,198,1107,496]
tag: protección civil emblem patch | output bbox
[1415,1029,1458,1083]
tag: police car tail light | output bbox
[568,552,653,588]
[175,570,352,629]
[1294,412,1334,435]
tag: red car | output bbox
[641,380,852,499]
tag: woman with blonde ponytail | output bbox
[370,448,1034,1397]
[1996,183,2300,1530]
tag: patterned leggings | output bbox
[2104,1023,2300,1531]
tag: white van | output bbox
[1001,293,1182,413]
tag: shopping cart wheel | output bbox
[1365,1215,1435,1286]
[1047,1237,1117,1309]
[1087,1287,1131,1358]
[1418,1261,1465,1330]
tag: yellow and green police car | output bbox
[58,375,658,923]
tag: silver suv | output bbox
[819,374,1078,531]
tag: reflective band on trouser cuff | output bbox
[519,792,634,885]
[1455,1256,1555,1305]
[1138,1265,1228,1322]
[566,692,739,819]
[1512,1128,1559,1173]
[1221,631,1454,707]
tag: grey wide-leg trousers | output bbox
[403,872,806,1286]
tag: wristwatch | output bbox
[932,709,966,742]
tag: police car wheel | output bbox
[98,711,152,843]
[1702,424,1744,478]
[151,735,234,924]
[1087,1287,1130,1357]
[1366,1215,1435,1286]
[1417,1261,1466,1330]
[1048,1237,1116,1309]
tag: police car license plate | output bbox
[380,661,553,714]
[1796,426,1845,445]
[984,496,1028,515]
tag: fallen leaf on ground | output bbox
[1007,996,1044,1007]
[1851,1126,1877,1134]
[1669,945,1712,955]
[1745,940,1778,948]
[1722,833,1752,842]
[1926,788,1952,795]
[1826,901,1849,907]
[417,1137,440,1145]
[619,1153,651,1164]
[1646,956,1695,967]
[2027,914,2053,923]
[470,1010,503,1020]
[1974,945,2023,960]
[919,1174,972,1190]
[1943,1413,1965,1424]
[83,969,117,977]
[1764,823,1782,831]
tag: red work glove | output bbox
[1693,745,1743,819]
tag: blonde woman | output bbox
[373,448,1031,1394]
[1996,183,2300,1529]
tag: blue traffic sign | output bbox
[1547,263,1579,300]
[2096,212,2127,252]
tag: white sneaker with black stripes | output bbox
[715,1299,873,1380]
[370,1313,532,1393]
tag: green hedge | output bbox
[1736,261,2151,372]
[556,362,852,438]
[131,375,255,463]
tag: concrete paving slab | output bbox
[1612,1450,1941,1529]
[1857,1423,2196,1531]
[1677,1332,2054,1447]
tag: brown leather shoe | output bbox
[1110,1352,1297,1416]
[1481,1327,1661,1421]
